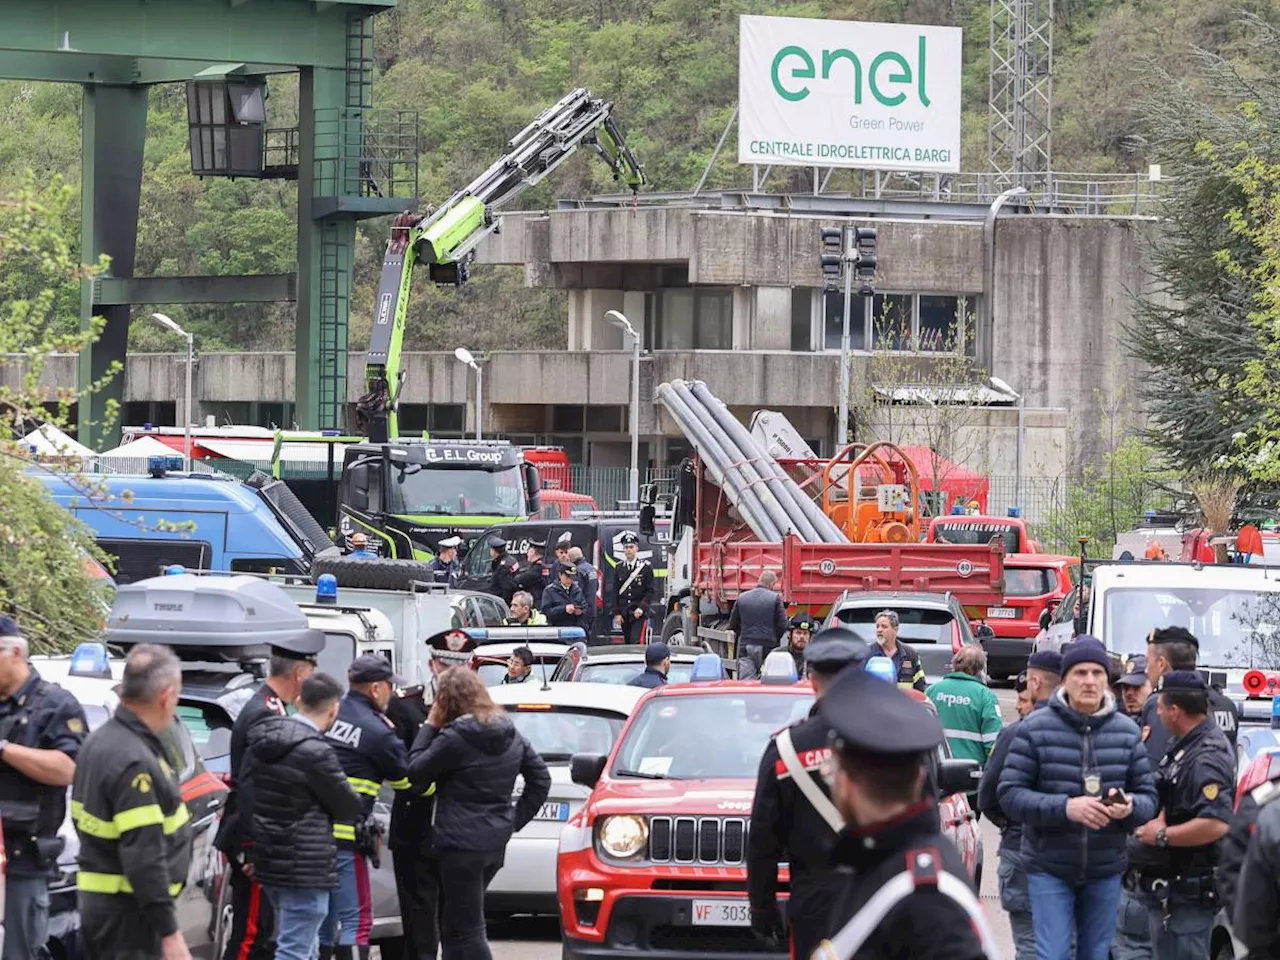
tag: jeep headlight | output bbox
[597,815,648,859]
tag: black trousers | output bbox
[222,861,275,960]
[788,869,837,960]
[391,846,441,960]
[436,849,504,960]
[620,615,647,645]
[81,908,159,960]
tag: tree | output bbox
[0,174,122,652]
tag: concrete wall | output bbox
[865,406,1069,479]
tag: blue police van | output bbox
[35,463,334,584]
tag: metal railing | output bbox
[313,107,420,200]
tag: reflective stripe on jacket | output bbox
[926,672,1003,768]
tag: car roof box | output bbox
[105,573,325,661]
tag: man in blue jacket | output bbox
[998,636,1158,960]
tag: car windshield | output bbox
[932,522,1021,552]
[1005,568,1054,597]
[475,660,558,687]
[389,462,524,517]
[834,606,955,645]
[577,661,695,685]
[1103,586,1280,668]
[611,693,813,779]
[506,706,625,761]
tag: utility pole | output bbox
[821,226,877,449]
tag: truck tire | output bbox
[661,610,685,645]
[312,555,438,592]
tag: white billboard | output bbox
[738,15,962,174]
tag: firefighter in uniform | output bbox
[611,531,655,645]
[515,540,552,603]
[747,627,870,960]
[1233,762,1280,955]
[1121,671,1235,960]
[321,656,410,960]
[428,537,462,588]
[812,665,998,960]
[215,638,321,960]
[72,645,194,960]
[486,536,521,606]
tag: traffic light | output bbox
[854,226,877,294]
[820,227,844,290]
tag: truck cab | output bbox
[925,513,1041,553]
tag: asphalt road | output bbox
[486,685,1023,959]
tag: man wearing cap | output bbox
[428,537,462,588]
[926,644,1002,811]
[978,649,1061,960]
[503,591,548,627]
[321,656,410,960]
[542,563,587,630]
[812,666,997,960]
[1116,654,1151,719]
[785,615,815,679]
[347,533,378,559]
[627,643,670,689]
[0,616,88,960]
[1119,671,1233,960]
[514,540,551,603]
[747,627,870,960]
[611,532,655,645]
[217,632,321,960]
[486,536,521,605]
[999,637,1157,960]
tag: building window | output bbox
[657,287,733,350]
[817,291,968,355]
[398,403,465,437]
[552,405,586,433]
[919,295,961,351]
[123,401,176,429]
[791,289,813,351]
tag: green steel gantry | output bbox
[0,0,418,445]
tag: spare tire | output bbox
[312,555,438,592]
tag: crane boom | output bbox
[357,88,645,442]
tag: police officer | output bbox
[72,645,194,960]
[813,665,998,960]
[385,683,440,960]
[785,615,816,679]
[1120,671,1234,960]
[321,656,410,960]
[748,627,869,960]
[549,532,574,580]
[0,616,88,960]
[567,547,599,634]
[514,540,551,602]
[611,532,655,645]
[1116,654,1152,719]
[542,563,587,629]
[428,536,462,588]
[1232,761,1280,955]
[216,636,321,960]
[486,536,521,605]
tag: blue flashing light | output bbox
[950,504,965,515]
[689,653,725,682]
[164,565,187,576]
[315,574,339,605]
[146,455,184,478]
[70,642,113,680]
[760,649,798,684]
[866,656,896,684]
[1008,506,1021,518]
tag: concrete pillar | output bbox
[623,291,647,348]
[752,286,793,350]
[732,288,752,349]
[582,290,626,349]
[567,290,587,351]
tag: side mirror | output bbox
[570,753,608,789]
[639,503,656,537]
[937,758,981,797]
[348,462,370,512]
[523,463,542,516]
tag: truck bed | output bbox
[696,534,1006,608]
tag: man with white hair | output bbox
[0,614,89,960]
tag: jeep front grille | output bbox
[648,816,749,865]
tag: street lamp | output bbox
[151,313,194,472]
[605,310,641,507]
[988,375,1023,510]
[454,347,482,441]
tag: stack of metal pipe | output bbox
[655,379,850,544]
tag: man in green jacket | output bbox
[926,643,1003,809]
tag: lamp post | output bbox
[454,347,482,440]
[605,310,641,506]
[152,313,193,472]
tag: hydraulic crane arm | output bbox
[357,89,645,442]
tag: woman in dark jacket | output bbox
[408,668,551,960]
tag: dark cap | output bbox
[1157,670,1207,692]
[820,667,944,757]
[645,641,671,664]
[559,562,578,577]
[1149,626,1199,650]
[1061,636,1109,676]
[620,531,640,546]
[349,654,402,685]
[528,539,547,551]
[790,614,816,632]
[0,615,21,639]
[1014,670,1029,693]
[487,535,507,550]
[804,626,870,672]
[1027,649,1063,674]
[1117,655,1149,687]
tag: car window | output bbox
[475,595,508,626]
[576,661,696,685]
[321,633,357,689]
[1005,569,1054,597]
[505,706,626,760]
[176,702,235,762]
[834,606,956,645]
[465,538,495,577]
[1051,586,1080,626]
[159,717,200,781]
[82,703,111,732]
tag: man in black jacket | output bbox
[385,686,439,960]
[243,673,360,960]
[487,537,521,605]
[729,570,789,679]
[542,564,587,629]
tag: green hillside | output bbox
[0,0,1269,357]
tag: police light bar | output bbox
[70,642,113,680]
[760,649,798,684]
[1243,670,1280,698]
[464,627,586,644]
[689,652,725,682]
[147,455,184,477]
[865,656,896,684]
